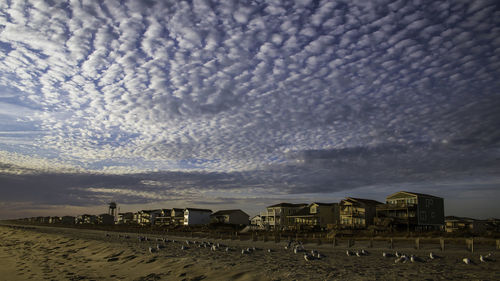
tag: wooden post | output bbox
[496,239,500,250]
[333,236,337,248]
[389,238,394,249]
[369,237,373,248]
[471,238,474,253]
[440,238,445,251]
[415,238,420,250]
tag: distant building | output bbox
[117,212,134,224]
[170,208,185,226]
[61,216,75,224]
[445,216,488,234]
[260,203,308,230]
[98,214,115,225]
[289,202,340,230]
[376,191,444,231]
[154,209,172,226]
[136,209,162,226]
[76,214,98,224]
[250,215,263,227]
[210,209,250,225]
[340,197,382,228]
[49,216,61,224]
[183,208,212,225]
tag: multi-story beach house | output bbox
[210,209,250,225]
[61,216,75,224]
[250,215,263,227]
[170,208,185,226]
[76,214,97,224]
[340,197,382,228]
[98,214,115,225]
[154,209,172,226]
[376,191,444,231]
[183,208,212,225]
[136,209,162,225]
[445,216,488,234]
[260,203,307,230]
[117,212,134,224]
[288,202,340,230]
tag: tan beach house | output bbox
[288,202,340,230]
[260,203,307,230]
[340,197,382,228]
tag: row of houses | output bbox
[24,208,251,227]
[251,191,446,231]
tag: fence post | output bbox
[333,236,337,248]
[415,238,420,250]
[389,238,393,249]
[440,238,445,251]
[496,239,500,250]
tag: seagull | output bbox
[316,252,322,259]
[395,255,407,263]
[267,249,272,253]
[225,247,230,252]
[382,252,391,258]
[181,245,186,250]
[479,255,486,262]
[395,251,401,258]
[361,249,368,255]
[346,250,352,256]
[304,254,312,261]
[241,249,249,255]
[410,255,415,263]
[294,247,299,254]
[148,247,155,254]
[429,252,435,259]
[156,244,164,250]
[463,258,471,264]
[211,245,217,251]
[355,251,361,257]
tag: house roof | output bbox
[288,207,314,217]
[267,202,308,208]
[387,191,442,199]
[211,209,249,217]
[311,202,337,206]
[343,197,383,205]
[185,208,212,212]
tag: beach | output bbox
[0,224,498,281]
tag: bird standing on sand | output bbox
[410,255,415,263]
[346,250,352,256]
[304,254,312,261]
[267,249,272,253]
[480,255,486,262]
[429,252,435,259]
[241,249,249,255]
[181,245,186,250]
[148,247,155,254]
[463,258,471,264]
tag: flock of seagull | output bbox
[107,232,494,265]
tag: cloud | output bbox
[0,0,499,218]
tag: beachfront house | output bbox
[76,214,97,224]
[183,208,212,225]
[137,209,162,226]
[98,213,115,225]
[117,212,134,224]
[376,191,444,231]
[171,208,185,226]
[260,203,307,230]
[445,216,488,234]
[289,202,340,230]
[49,216,61,224]
[61,216,76,224]
[210,209,250,225]
[154,209,172,226]
[250,215,263,228]
[340,197,382,228]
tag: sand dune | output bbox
[0,224,498,280]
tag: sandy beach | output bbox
[0,224,498,281]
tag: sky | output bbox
[0,0,499,220]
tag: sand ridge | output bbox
[0,225,499,280]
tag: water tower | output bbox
[108,202,117,219]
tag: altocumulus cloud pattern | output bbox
[0,0,499,212]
